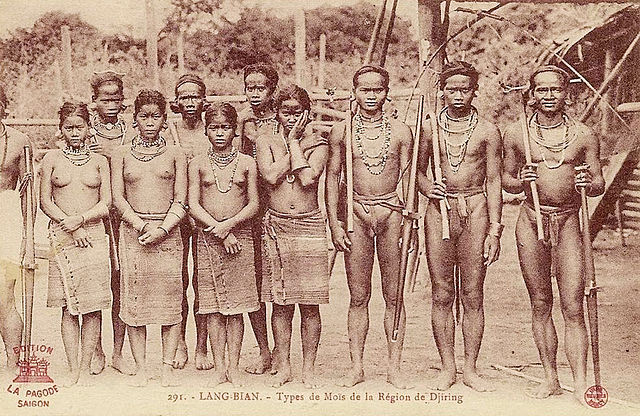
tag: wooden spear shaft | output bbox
[21,145,36,360]
[520,95,544,240]
[345,98,355,233]
[428,111,450,240]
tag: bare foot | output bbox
[208,369,228,387]
[195,349,214,371]
[227,368,245,387]
[128,370,149,387]
[173,341,188,369]
[90,349,106,375]
[76,372,95,387]
[462,370,495,392]
[573,383,591,408]
[269,349,280,375]
[270,366,292,387]
[245,351,272,375]
[111,354,135,375]
[337,368,364,387]
[60,371,79,388]
[525,381,563,399]
[302,369,322,389]
[387,369,413,389]
[428,369,456,391]
[161,363,180,387]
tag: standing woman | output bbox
[40,102,111,386]
[111,90,187,387]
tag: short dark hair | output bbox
[175,73,206,97]
[529,65,570,90]
[243,63,279,92]
[274,85,311,112]
[352,65,390,89]
[58,102,90,130]
[439,60,479,89]
[204,102,238,129]
[134,89,167,117]
[91,70,124,100]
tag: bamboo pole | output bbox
[379,0,398,67]
[145,0,160,90]
[364,0,388,65]
[318,34,326,89]
[294,8,307,88]
[61,25,72,95]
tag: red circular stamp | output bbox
[584,385,608,408]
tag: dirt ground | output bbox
[1,203,639,416]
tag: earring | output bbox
[527,98,537,107]
[162,122,168,130]
[55,129,63,139]
[132,120,138,128]
[564,97,573,106]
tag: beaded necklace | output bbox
[90,113,127,141]
[255,114,277,129]
[130,135,167,162]
[354,112,392,175]
[208,147,239,193]
[529,113,576,169]
[437,106,478,173]
[62,144,92,166]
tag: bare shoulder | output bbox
[390,118,413,143]
[93,152,109,167]
[329,120,346,144]
[502,121,522,143]
[166,144,187,158]
[477,117,501,142]
[572,119,596,140]
[40,149,62,166]
[239,153,257,170]
[237,106,254,123]
[111,144,129,158]
[6,126,31,147]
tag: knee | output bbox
[431,285,455,309]
[349,291,371,309]
[561,301,584,323]
[461,290,483,311]
[530,298,553,319]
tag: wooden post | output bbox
[61,25,73,95]
[417,0,446,110]
[601,48,614,135]
[294,7,307,88]
[145,0,160,90]
[177,28,185,74]
[379,0,398,67]
[364,0,387,65]
[318,34,326,89]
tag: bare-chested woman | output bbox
[503,65,604,406]
[0,85,31,378]
[111,89,187,387]
[88,70,132,376]
[167,74,213,371]
[326,65,412,388]
[237,63,280,375]
[417,61,502,392]
[256,85,329,388]
[40,102,111,387]
[189,103,259,387]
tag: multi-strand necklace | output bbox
[208,146,239,193]
[90,114,127,141]
[437,106,478,173]
[130,135,167,162]
[529,112,576,169]
[354,112,392,175]
[255,114,276,129]
[62,144,92,166]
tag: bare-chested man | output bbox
[88,70,131,376]
[326,65,412,388]
[256,85,329,388]
[0,86,31,378]
[502,65,604,406]
[237,63,279,375]
[417,61,502,392]
[167,74,213,370]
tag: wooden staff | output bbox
[345,97,355,233]
[392,95,424,342]
[428,111,450,240]
[21,145,36,360]
[520,93,544,240]
[577,164,601,386]
[169,120,181,147]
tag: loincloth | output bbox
[118,213,183,326]
[521,201,579,247]
[0,190,23,278]
[428,186,487,241]
[47,221,111,315]
[262,208,329,305]
[353,191,404,237]
[195,226,258,315]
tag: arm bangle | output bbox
[159,226,169,236]
[488,222,504,238]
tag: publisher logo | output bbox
[584,385,608,408]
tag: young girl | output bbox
[40,102,112,386]
[111,90,187,387]
[188,103,259,386]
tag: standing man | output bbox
[0,85,31,376]
[417,61,503,392]
[326,65,412,388]
[168,74,213,370]
[502,65,604,406]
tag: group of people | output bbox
[0,60,603,406]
